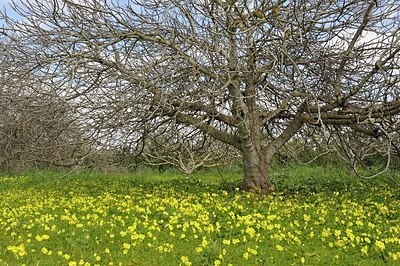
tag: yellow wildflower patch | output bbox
[0,172,399,265]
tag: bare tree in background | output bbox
[0,82,91,171]
[1,0,399,193]
[141,124,240,176]
[0,35,92,171]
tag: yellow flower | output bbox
[7,244,26,257]
[301,257,305,264]
[361,245,368,255]
[389,252,399,261]
[245,227,256,238]
[181,256,192,266]
[375,240,385,251]
[41,247,49,254]
[222,239,231,245]
[276,244,284,251]
[248,247,257,255]
[232,239,240,244]
[243,252,249,259]
[356,220,364,226]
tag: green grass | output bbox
[0,166,399,265]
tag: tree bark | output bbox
[241,139,275,195]
[240,104,306,194]
[237,105,276,194]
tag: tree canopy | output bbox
[1,0,399,193]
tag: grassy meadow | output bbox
[0,165,399,265]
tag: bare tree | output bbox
[0,33,92,171]
[141,124,240,176]
[0,81,90,171]
[1,0,399,193]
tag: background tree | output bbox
[0,32,92,172]
[0,79,91,172]
[1,0,399,193]
[141,124,240,176]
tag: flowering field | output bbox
[1,168,399,265]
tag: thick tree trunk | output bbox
[224,13,277,195]
[236,100,275,194]
[241,138,275,195]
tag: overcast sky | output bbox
[0,0,21,22]
[1,0,131,22]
